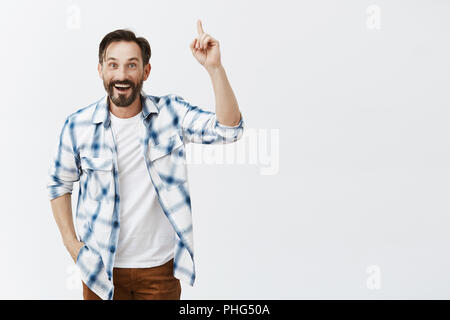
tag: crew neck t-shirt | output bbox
[109,110,175,268]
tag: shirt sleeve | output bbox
[46,116,81,200]
[171,94,245,145]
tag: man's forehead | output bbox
[105,41,142,60]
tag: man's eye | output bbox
[109,63,117,68]
[129,63,136,68]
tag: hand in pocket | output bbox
[67,240,86,263]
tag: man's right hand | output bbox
[66,240,86,263]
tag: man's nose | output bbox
[116,66,129,79]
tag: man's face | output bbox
[98,41,150,107]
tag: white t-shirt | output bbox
[109,110,175,268]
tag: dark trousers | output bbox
[82,258,181,300]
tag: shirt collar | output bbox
[92,89,159,127]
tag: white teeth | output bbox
[115,84,130,88]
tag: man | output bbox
[47,20,244,300]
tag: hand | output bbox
[189,19,222,71]
[67,240,86,263]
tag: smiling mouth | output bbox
[114,83,132,93]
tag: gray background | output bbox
[0,0,449,299]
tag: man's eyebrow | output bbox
[106,57,140,62]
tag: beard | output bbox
[103,76,144,107]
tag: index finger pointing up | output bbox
[197,19,204,35]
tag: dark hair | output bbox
[98,29,151,66]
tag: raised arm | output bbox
[189,19,242,127]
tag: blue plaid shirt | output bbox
[46,90,244,299]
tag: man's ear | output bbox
[143,63,151,81]
[97,63,103,79]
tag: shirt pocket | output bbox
[80,156,114,201]
[148,132,187,188]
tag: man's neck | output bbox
[108,96,142,119]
